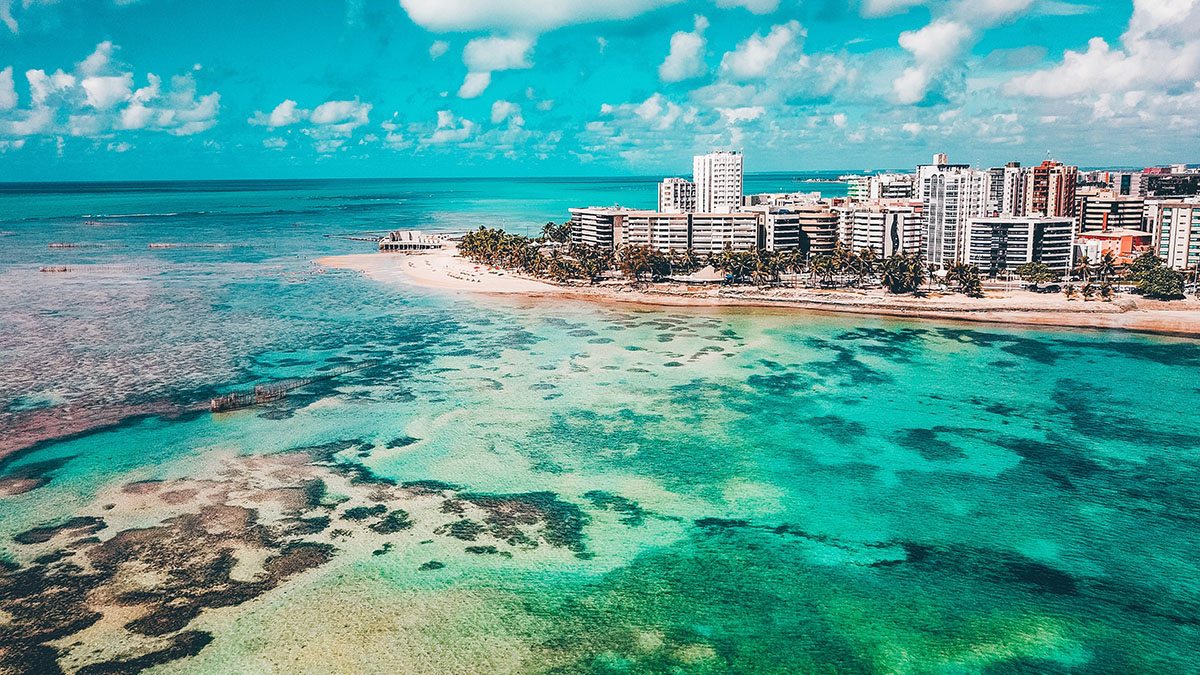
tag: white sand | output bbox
[317,248,558,295]
[317,247,1200,337]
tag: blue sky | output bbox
[0,0,1195,180]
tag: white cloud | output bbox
[457,36,533,98]
[1007,0,1200,99]
[458,72,492,99]
[717,106,766,123]
[0,67,15,110]
[658,15,709,83]
[861,0,928,17]
[714,0,778,12]
[720,20,803,80]
[310,98,371,133]
[1,44,219,141]
[79,41,115,77]
[398,0,682,33]
[832,112,848,127]
[263,137,288,149]
[892,20,973,103]
[423,109,477,145]
[107,141,132,153]
[81,74,133,110]
[429,40,450,59]
[249,99,306,128]
[490,99,522,124]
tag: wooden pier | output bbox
[209,362,375,413]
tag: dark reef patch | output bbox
[582,491,650,526]
[13,516,107,545]
[896,428,967,461]
[808,415,867,445]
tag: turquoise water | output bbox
[2,177,1199,673]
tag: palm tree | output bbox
[1095,253,1117,283]
[1073,254,1093,283]
[1063,283,1078,300]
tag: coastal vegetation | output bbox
[458,227,1194,302]
[459,227,985,296]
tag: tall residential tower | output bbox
[693,151,744,213]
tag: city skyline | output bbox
[1,0,1198,181]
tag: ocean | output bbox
[1,176,1199,673]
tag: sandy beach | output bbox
[317,248,1200,337]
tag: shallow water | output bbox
[2,178,1199,673]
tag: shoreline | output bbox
[317,249,1200,339]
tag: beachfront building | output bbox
[689,212,762,254]
[847,204,923,257]
[622,212,692,251]
[693,151,744,214]
[918,154,990,267]
[378,230,451,252]
[1078,229,1152,265]
[793,205,839,257]
[1079,191,1145,233]
[1024,160,1078,217]
[847,174,915,201]
[987,162,1025,216]
[1153,202,1200,270]
[744,192,822,207]
[569,207,632,249]
[658,178,697,213]
[963,216,1075,278]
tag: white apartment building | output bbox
[622,212,692,251]
[963,217,1075,277]
[689,212,760,253]
[987,163,1025,216]
[568,207,632,249]
[1079,190,1145,232]
[918,157,990,266]
[693,151,744,214]
[847,174,915,201]
[1154,202,1200,269]
[658,178,696,214]
[793,205,839,257]
[848,205,923,257]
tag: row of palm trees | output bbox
[457,227,986,296]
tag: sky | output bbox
[0,0,1196,180]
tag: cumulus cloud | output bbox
[714,0,778,12]
[0,43,219,142]
[0,67,16,111]
[429,40,450,59]
[458,36,533,98]
[490,99,522,124]
[720,20,803,80]
[398,0,682,33]
[249,97,372,152]
[423,110,477,145]
[658,15,709,83]
[1007,0,1200,99]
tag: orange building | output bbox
[1077,228,1152,265]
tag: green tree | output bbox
[1014,261,1058,290]
[1139,266,1186,300]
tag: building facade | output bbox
[1024,160,1078,217]
[963,217,1075,277]
[1079,192,1145,232]
[658,178,697,214]
[918,158,990,266]
[568,208,630,249]
[987,163,1024,216]
[693,151,744,214]
[848,205,923,258]
[1154,203,1200,270]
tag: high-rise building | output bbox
[693,151,744,214]
[1153,202,1200,270]
[917,155,990,266]
[964,217,1075,278]
[1079,191,1145,232]
[569,207,632,249]
[793,205,839,257]
[987,162,1024,216]
[1024,160,1078,217]
[848,204,923,257]
[1109,171,1147,198]
[658,178,696,214]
